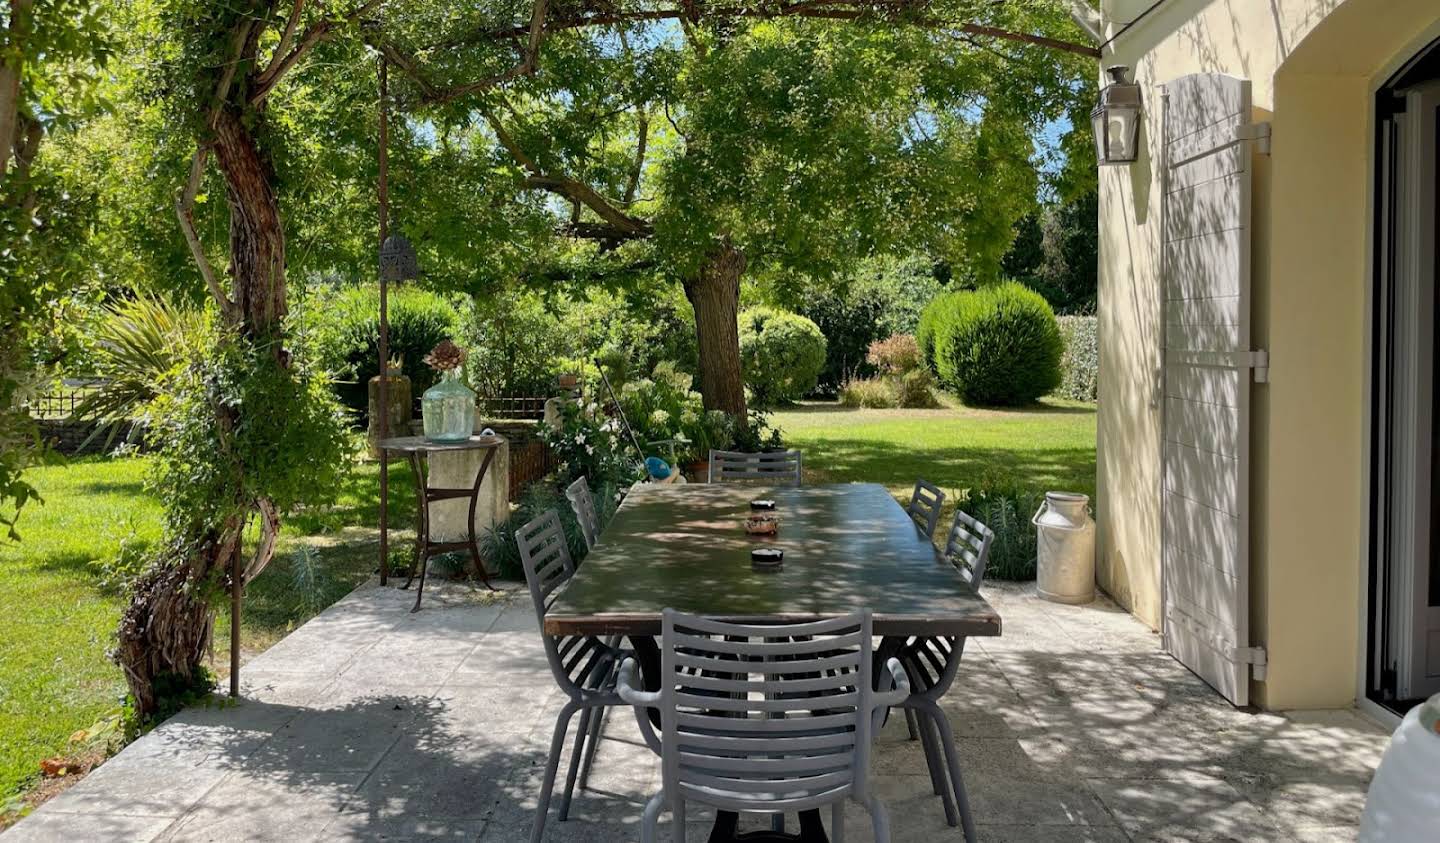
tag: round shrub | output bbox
[298,285,460,419]
[918,282,1063,406]
[739,307,828,406]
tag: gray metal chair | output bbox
[708,449,803,486]
[906,479,946,539]
[565,476,600,551]
[517,510,630,843]
[885,509,995,842]
[617,609,910,843]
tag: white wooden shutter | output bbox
[1161,74,1267,707]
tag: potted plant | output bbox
[682,409,733,482]
[420,340,476,442]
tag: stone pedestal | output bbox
[426,436,509,569]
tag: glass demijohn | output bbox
[421,369,476,442]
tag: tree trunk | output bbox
[684,242,747,418]
[115,106,289,716]
[211,108,288,338]
[0,0,35,186]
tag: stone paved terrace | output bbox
[4,580,1391,842]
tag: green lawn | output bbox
[773,399,1097,502]
[0,455,417,806]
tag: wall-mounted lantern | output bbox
[379,234,420,283]
[1092,65,1143,165]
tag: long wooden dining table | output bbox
[544,482,1001,640]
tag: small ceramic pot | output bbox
[744,514,780,536]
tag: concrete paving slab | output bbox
[155,770,363,842]
[0,811,176,842]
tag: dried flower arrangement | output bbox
[423,339,466,372]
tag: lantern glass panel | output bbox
[1107,104,1140,162]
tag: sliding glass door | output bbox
[1372,66,1440,708]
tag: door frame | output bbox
[1361,27,1440,724]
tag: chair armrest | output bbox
[873,657,911,708]
[616,658,661,706]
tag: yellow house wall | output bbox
[1097,0,1440,708]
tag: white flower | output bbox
[586,444,595,455]
[575,432,586,445]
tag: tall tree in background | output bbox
[0,0,110,539]
[374,0,1097,416]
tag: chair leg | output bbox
[641,791,664,843]
[923,700,977,843]
[559,704,593,821]
[914,705,958,827]
[904,708,919,741]
[831,800,845,843]
[578,700,605,790]
[864,796,891,843]
[531,701,579,843]
[671,795,687,843]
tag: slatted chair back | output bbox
[707,449,803,486]
[944,510,995,591]
[517,511,611,699]
[565,476,601,550]
[654,609,880,815]
[906,479,946,539]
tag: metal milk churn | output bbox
[1032,492,1096,604]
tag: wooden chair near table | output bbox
[515,509,631,843]
[564,476,601,551]
[708,449,804,486]
[616,609,911,843]
[884,479,996,842]
[906,478,946,538]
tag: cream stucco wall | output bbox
[1097,0,1440,708]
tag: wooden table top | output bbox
[377,434,504,453]
[543,483,1002,638]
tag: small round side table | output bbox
[378,434,502,612]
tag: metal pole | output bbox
[378,55,391,585]
[230,556,241,697]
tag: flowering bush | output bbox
[841,334,936,408]
[538,399,639,489]
[619,361,734,464]
[866,334,922,375]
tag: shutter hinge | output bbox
[1236,645,1268,681]
[1249,349,1269,384]
[1235,122,1272,155]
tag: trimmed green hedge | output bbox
[917,282,1063,406]
[1055,315,1098,402]
[739,307,828,406]
[297,285,461,420]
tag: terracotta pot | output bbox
[557,372,580,390]
[684,460,710,482]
